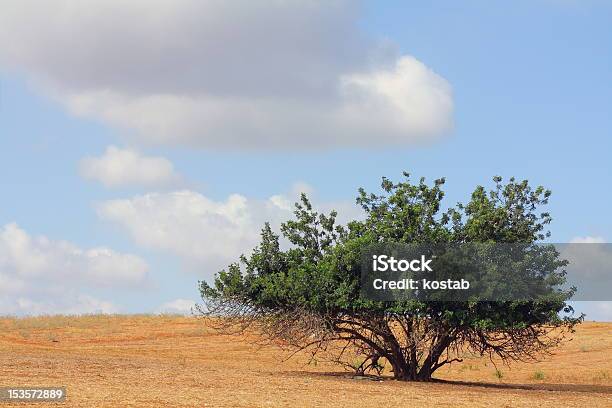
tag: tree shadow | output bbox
[284,371,612,394]
[432,379,612,394]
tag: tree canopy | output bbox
[199,173,581,381]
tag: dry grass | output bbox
[0,315,610,407]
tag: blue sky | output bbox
[0,1,610,318]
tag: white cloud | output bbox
[569,301,612,322]
[0,223,148,315]
[564,236,610,280]
[96,186,362,275]
[0,1,453,149]
[5,295,118,316]
[80,145,182,188]
[97,191,265,264]
[569,236,606,244]
[561,236,611,303]
[157,298,195,315]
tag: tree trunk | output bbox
[387,335,453,381]
[387,351,430,381]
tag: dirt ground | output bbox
[0,315,609,407]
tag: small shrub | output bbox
[494,369,504,380]
[533,370,545,380]
[350,358,365,371]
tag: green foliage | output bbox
[202,173,576,327]
[199,172,581,381]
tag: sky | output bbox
[0,1,610,319]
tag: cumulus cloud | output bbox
[97,191,266,265]
[569,236,606,244]
[0,0,453,149]
[0,295,118,316]
[0,223,148,315]
[79,145,182,188]
[563,236,610,280]
[570,301,612,322]
[560,236,612,302]
[157,298,195,315]
[96,186,362,274]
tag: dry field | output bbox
[0,315,610,407]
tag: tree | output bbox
[198,172,581,381]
